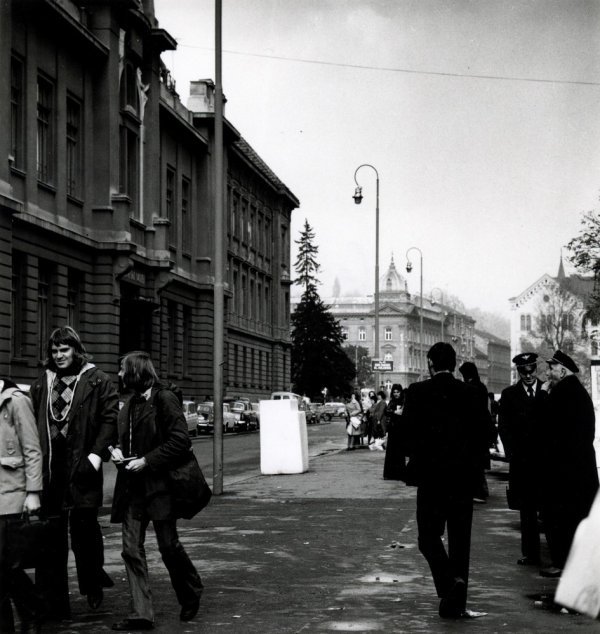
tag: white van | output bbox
[269,392,307,411]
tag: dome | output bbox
[380,255,407,294]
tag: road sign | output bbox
[372,360,393,371]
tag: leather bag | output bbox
[167,450,212,520]
[5,514,52,569]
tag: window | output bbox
[119,62,140,216]
[182,306,191,370]
[341,328,348,340]
[66,97,82,198]
[38,262,53,359]
[37,76,54,183]
[11,252,26,358]
[384,326,392,341]
[67,268,82,331]
[10,56,24,169]
[167,301,177,374]
[166,166,175,248]
[358,327,366,341]
[181,177,191,253]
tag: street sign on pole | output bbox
[372,360,393,372]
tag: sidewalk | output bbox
[44,444,600,633]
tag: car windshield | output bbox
[231,402,245,412]
[198,405,213,414]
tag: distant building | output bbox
[308,256,485,388]
[1,1,297,398]
[474,329,512,394]
[509,256,599,383]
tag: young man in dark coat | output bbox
[30,326,119,619]
[498,352,546,567]
[538,350,599,578]
[403,342,489,619]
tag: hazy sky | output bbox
[154,0,600,316]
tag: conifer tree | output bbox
[291,221,355,399]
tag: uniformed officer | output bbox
[498,352,546,566]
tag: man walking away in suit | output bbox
[498,352,546,567]
[403,342,489,619]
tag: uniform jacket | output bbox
[498,378,545,500]
[0,386,43,516]
[402,372,489,489]
[30,365,119,509]
[111,386,191,523]
[540,375,598,511]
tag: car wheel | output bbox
[325,413,332,421]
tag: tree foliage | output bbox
[291,221,355,399]
[567,209,600,320]
[343,345,373,388]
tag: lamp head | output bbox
[352,186,363,204]
[406,261,413,273]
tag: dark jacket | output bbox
[30,365,119,509]
[111,386,191,523]
[402,372,489,489]
[540,375,598,512]
[498,378,545,502]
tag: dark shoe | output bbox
[112,619,154,631]
[517,556,540,566]
[439,578,466,618]
[180,598,200,622]
[540,566,562,578]
[87,589,103,610]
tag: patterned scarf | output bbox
[49,374,78,439]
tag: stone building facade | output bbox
[0,0,297,399]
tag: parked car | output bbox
[250,402,261,428]
[321,402,347,421]
[307,403,323,424]
[269,392,308,411]
[182,400,199,436]
[230,400,259,431]
[197,402,237,434]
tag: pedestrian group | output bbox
[1,327,598,629]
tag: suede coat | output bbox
[0,386,43,515]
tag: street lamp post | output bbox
[430,287,445,341]
[406,247,424,378]
[352,164,380,391]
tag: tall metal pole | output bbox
[352,164,380,392]
[212,0,224,495]
[406,247,423,379]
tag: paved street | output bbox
[43,424,600,633]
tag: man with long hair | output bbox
[30,326,118,620]
[110,351,203,631]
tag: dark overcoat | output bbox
[111,386,191,523]
[30,366,119,509]
[540,375,598,513]
[498,378,545,505]
[402,372,489,490]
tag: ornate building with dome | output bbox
[321,256,510,392]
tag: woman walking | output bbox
[383,384,406,479]
[110,351,203,631]
[345,393,363,450]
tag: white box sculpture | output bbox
[259,399,308,474]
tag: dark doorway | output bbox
[119,284,155,356]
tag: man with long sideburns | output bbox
[402,342,489,619]
[30,326,118,620]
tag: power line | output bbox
[177,43,600,87]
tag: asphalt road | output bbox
[101,417,345,506]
